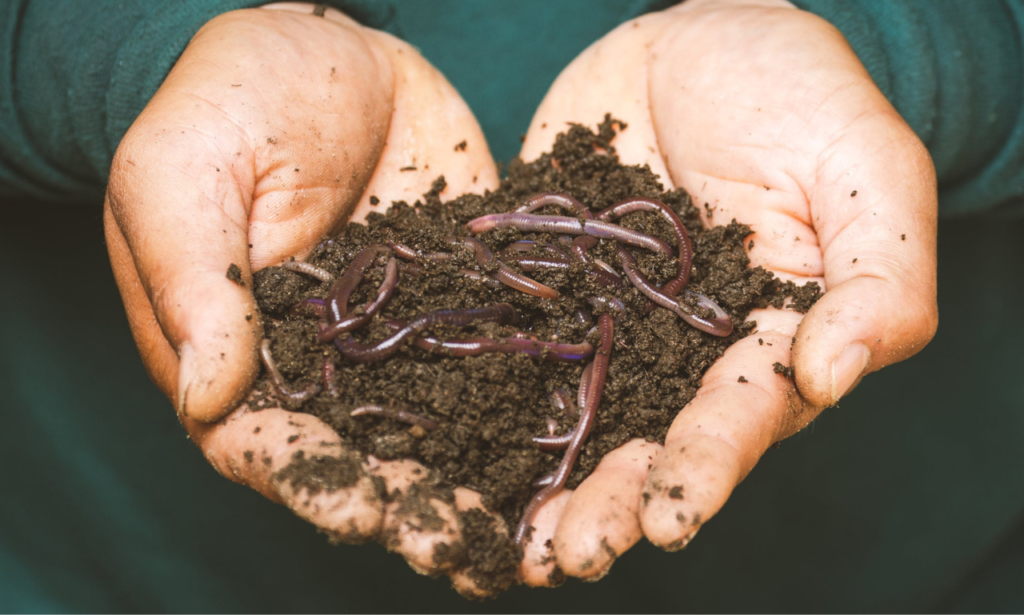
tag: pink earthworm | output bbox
[322,357,340,397]
[382,318,594,361]
[387,242,452,262]
[335,304,518,363]
[617,245,733,337]
[281,259,334,283]
[516,313,614,544]
[515,192,594,218]
[532,363,593,451]
[290,298,326,319]
[318,257,398,342]
[326,245,390,322]
[567,235,623,288]
[447,236,559,299]
[598,197,694,294]
[465,213,673,257]
[259,339,320,402]
[351,405,438,431]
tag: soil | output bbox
[248,117,820,595]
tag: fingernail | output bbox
[177,341,195,415]
[831,342,870,402]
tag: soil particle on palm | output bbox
[272,449,364,496]
[226,263,245,286]
[773,362,796,379]
[252,117,820,593]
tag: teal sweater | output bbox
[2,0,1024,214]
[2,1,1024,612]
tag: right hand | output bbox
[104,3,502,595]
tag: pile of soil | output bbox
[249,117,820,594]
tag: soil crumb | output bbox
[250,117,820,594]
[226,263,244,287]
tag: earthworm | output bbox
[335,304,519,363]
[351,405,438,431]
[322,357,340,397]
[549,388,576,417]
[281,259,334,283]
[388,242,452,262]
[290,298,326,319]
[587,295,626,317]
[617,245,733,337]
[531,363,593,451]
[565,236,623,288]
[259,339,320,402]
[327,245,389,322]
[515,192,593,218]
[533,474,555,489]
[460,269,503,289]
[545,417,560,435]
[502,254,571,273]
[388,242,419,261]
[465,213,673,257]
[516,313,614,544]
[318,258,399,342]
[574,309,594,328]
[447,236,559,299]
[570,235,597,264]
[578,362,594,409]
[502,240,570,259]
[382,319,594,361]
[598,197,693,293]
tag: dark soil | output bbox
[249,117,820,595]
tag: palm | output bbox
[518,0,937,583]
[105,4,502,596]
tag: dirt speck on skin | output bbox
[773,362,795,379]
[272,450,364,496]
[249,118,821,594]
[226,263,244,287]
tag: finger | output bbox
[792,115,938,406]
[641,7,939,406]
[189,408,384,543]
[517,490,572,587]
[351,30,500,222]
[553,439,661,580]
[106,11,394,422]
[641,308,810,548]
[368,459,463,575]
[449,488,516,599]
[520,14,674,179]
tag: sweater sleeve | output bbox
[790,0,1024,216]
[0,0,394,204]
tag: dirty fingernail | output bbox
[177,341,195,415]
[831,342,870,402]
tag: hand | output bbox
[517,0,938,583]
[104,4,502,594]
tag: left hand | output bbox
[517,0,938,584]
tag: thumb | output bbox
[105,123,262,422]
[792,112,939,408]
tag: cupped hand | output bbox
[518,0,938,583]
[104,3,502,594]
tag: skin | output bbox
[105,0,938,596]
[104,3,500,594]
[517,0,938,583]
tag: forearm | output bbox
[0,0,391,203]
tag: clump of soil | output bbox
[250,117,819,595]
